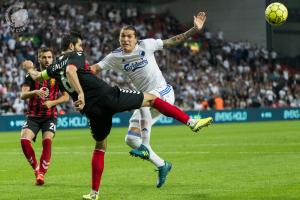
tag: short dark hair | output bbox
[121,25,138,38]
[38,47,54,58]
[61,31,83,51]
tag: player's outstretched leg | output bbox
[143,96,213,132]
[190,117,213,132]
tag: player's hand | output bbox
[35,89,48,99]
[74,93,85,111]
[43,101,54,109]
[194,12,207,31]
[22,60,34,71]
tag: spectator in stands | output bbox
[0,1,299,115]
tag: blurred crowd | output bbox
[0,1,299,115]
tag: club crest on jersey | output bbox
[139,51,145,57]
[50,78,56,87]
[122,51,147,72]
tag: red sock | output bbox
[39,138,52,175]
[21,138,38,170]
[92,149,105,192]
[152,98,190,124]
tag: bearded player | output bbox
[20,47,69,185]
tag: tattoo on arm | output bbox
[163,27,198,48]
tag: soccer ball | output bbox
[265,2,288,26]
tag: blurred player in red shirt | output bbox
[20,47,69,185]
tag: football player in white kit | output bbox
[91,12,208,188]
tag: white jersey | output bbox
[97,39,167,92]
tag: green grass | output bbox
[0,121,300,200]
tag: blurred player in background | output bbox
[22,31,212,200]
[20,47,69,185]
[91,11,207,188]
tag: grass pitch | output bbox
[0,121,300,200]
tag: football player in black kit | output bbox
[22,31,212,200]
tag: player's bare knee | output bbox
[20,129,35,140]
[142,92,157,107]
[42,132,54,140]
[95,139,107,151]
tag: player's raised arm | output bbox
[22,60,51,81]
[90,63,101,74]
[163,11,206,48]
[91,52,117,75]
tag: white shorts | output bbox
[129,84,175,129]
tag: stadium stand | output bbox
[0,1,299,115]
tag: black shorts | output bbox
[22,117,57,140]
[85,87,144,141]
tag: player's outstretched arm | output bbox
[90,63,101,75]
[163,11,206,48]
[22,60,45,81]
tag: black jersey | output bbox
[45,51,113,112]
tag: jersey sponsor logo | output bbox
[123,58,148,72]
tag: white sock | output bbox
[187,119,196,127]
[141,127,164,167]
[140,107,165,167]
[91,190,98,194]
[125,130,142,149]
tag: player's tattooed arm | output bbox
[163,11,207,48]
[22,60,43,81]
[163,29,197,48]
